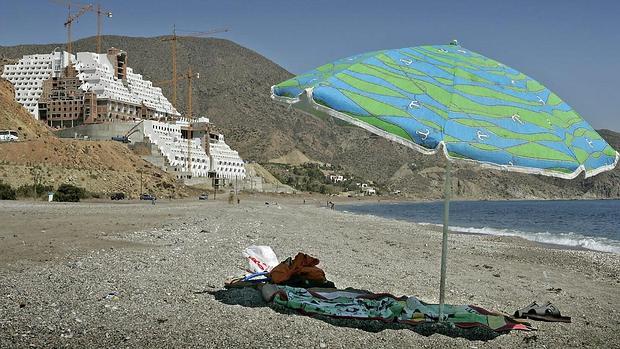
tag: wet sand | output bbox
[0,198,618,348]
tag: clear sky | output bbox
[1,0,618,131]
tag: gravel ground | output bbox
[0,198,619,348]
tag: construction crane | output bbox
[182,67,199,176]
[53,1,112,54]
[63,2,93,60]
[155,68,200,174]
[94,4,113,53]
[161,25,229,108]
[161,25,179,108]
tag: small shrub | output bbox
[0,181,16,200]
[54,183,86,202]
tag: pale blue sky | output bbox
[1,0,618,131]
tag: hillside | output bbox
[269,149,319,166]
[0,79,53,140]
[1,36,618,199]
[0,77,188,198]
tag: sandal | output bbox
[515,301,571,323]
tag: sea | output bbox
[336,200,620,254]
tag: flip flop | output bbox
[515,301,571,323]
[515,301,541,318]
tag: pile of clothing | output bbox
[226,246,335,289]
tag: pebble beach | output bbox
[0,198,618,348]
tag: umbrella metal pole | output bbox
[438,160,451,322]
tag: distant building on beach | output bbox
[363,187,376,196]
[327,174,345,183]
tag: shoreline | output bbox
[335,208,592,253]
[332,201,619,255]
[327,196,620,206]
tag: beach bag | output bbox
[243,245,279,273]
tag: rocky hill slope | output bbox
[0,77,187,198]
[0,79,53,140]
[1,36,618,199]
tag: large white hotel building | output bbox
[1,48,245,180]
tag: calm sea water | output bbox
[336,200,620,254]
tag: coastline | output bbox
[333,199,620,254]
[325,195,620,206]
[1,198,618,348]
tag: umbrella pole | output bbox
[438,160,452,321]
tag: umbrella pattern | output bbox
[272,44,619,179]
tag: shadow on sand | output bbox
[207,288,503,341]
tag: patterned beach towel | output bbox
[266,285,531,332]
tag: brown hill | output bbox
[0,77,186,198]
[0,138,183,197]
[1,36,618,199]
[0,79,52,140]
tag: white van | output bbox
[0,130,18,142]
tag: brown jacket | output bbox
[269,253,326,284]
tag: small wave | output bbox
[338,202,620,253]
[419,223,620,254]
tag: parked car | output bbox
[140,193,156,201]
[110,192,125,200]
[198,193,209,200]
[111,135,130,143]
[0,130,18,142]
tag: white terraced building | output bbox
[209,133,247,179]
[75,51,178,118]
[0,51,72,118]
[2,48,245,181]
[1,48,179,125]
[143,119,245,180]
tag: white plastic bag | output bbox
[243,245,279,273]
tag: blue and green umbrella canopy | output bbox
[272,44,619,179]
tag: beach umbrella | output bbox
[271,42,619,320]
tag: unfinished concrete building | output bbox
[2,48,246,183]
[143,118,245,180]
[1,48,179,127]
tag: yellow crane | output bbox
[181,67,199,176]
[161,25,229,108]
[155,68,200,174]
[94,4,113,53]
[53,1,112,54]
[63,2,93,60]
